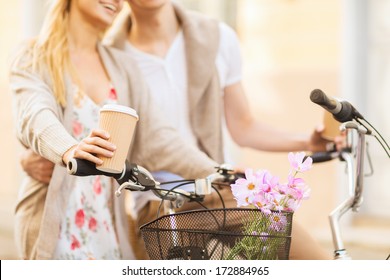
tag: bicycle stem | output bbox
[329,151,354,260]
[341,121,367,211]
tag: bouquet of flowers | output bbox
[226,152,312,260]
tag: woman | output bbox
[10,0,218,260]
[18,0,340,260]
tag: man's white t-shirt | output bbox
[125,22,242,215]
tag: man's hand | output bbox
[20,149,54,184]
[308,125,347,153]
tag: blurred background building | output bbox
[0,0,389,259]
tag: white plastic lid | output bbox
[100,104,139,119]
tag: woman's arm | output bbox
[10,54,78,165]
[10,47,115,167]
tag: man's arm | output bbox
[223,82,340,153]
[20,149,54,184]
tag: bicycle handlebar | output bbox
[67,158,242,204]
[67,158,156,188]
[308,151,340,163]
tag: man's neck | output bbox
[128,3,180,57]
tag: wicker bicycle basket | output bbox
[140,208,293,260]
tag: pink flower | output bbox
[75,209,85,228]
[103,220,110,232]
[231,169,261,206]
[231,152,312,214]
[268,213,288,232]
[72,120,83,137]
[70,235,81,250]
[233,193,251,207]
[228,153,313,259]
[93,176,102,195]
[288,152,313,172]
[286,175,311,200]
[251,194,272,214]
[260,170,279,193]
[287,175,305,188]
[285,198,300,212]
[290,185,310,201]
[108,88,117,100]
[251,231,269,242]
[88,217,97,231]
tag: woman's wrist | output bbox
[62,145,77,166]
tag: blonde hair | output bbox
[32,0,72,107]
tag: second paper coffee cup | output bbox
[97,104,139,173]
[322,110,340,140]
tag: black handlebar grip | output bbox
[310,89,337,109]
[67,158,123,179]
[310,88,363,122]
[67,158,156,189]
[234,172,245,180]
[308,152,338,163]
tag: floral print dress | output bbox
[53,86,121,259]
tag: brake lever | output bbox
[115,164,158,197]
[127,164,157,189]
[214,163,243,183]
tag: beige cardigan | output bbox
[104,2,225,163]
[10,42,218,259]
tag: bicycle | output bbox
[66,88,390,260]
[309,89,390,260]
[67,159,293,260]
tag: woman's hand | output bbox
[62,129,117,166]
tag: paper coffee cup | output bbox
[97,104,139,173]
[322,110,340,140]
